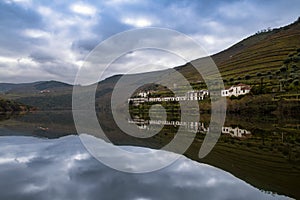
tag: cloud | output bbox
[22,29,51,39]
[0,134,290,200]
[70,2,97,16]
[122,17,153,27]
[4,0,32,7]
[0,0,300,83]
[217,1,255,19]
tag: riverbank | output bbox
[0,97,34,113]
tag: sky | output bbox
[0,0,299,84]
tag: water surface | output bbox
[0,111,299,199]
[0,130,291,200]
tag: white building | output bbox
[137,92,149,98]
[40,90,50,94]
[221,84,251,97]
[129,89,209,103]
[222,126,251,138]
[186,90,209,100]
[129,118,209,133]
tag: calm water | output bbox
[0,112,298,199]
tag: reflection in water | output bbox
[221,126,251,138]
[1,112,300,198]
[128,118,251,138]
[0,111,77,138]
[0,129,290,200]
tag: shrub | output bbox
[229,78,234,82]
[291,67,298,72]
[245,74,251,80]
[268,75,273,79]
[293,79,299,86]
[284,58,291,64]
[266,82,272,86]
[280,66,287,72]
[287,78,293,83]
[282,147,289,156]
[251,85,264,95]
[292,56,300,62]
[256,72,262,77]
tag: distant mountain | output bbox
[0,82,36,93]
[34,81,72,90]
[0,83,14,93]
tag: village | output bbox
[128,83,252,104]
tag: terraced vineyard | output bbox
[176,17,300,88]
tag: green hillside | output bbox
[176,17,300,91]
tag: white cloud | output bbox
[70,2,97,16]
[105,0,140,5]
[22,29,51,38]
[192,34,239,55]
[0,56,16,64]
[37,6,52,16]
[4,0,32,6]
[122,17,152,27]
[202,35,215,45]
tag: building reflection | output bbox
[128,118,251,138]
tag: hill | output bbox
[176,17,300,88]
[0,80,72,94]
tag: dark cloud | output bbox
[72,38,101,52]
[0,1,41,29]
[29,51,57,63]
[0,1,43,54]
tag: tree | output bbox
[293,79,299,86]
[280,66,287,72]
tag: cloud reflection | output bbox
[0,134,291,200]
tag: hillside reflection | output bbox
[0,134,290,200]
[0,111,299,198]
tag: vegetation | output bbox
[0,97,33,112]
